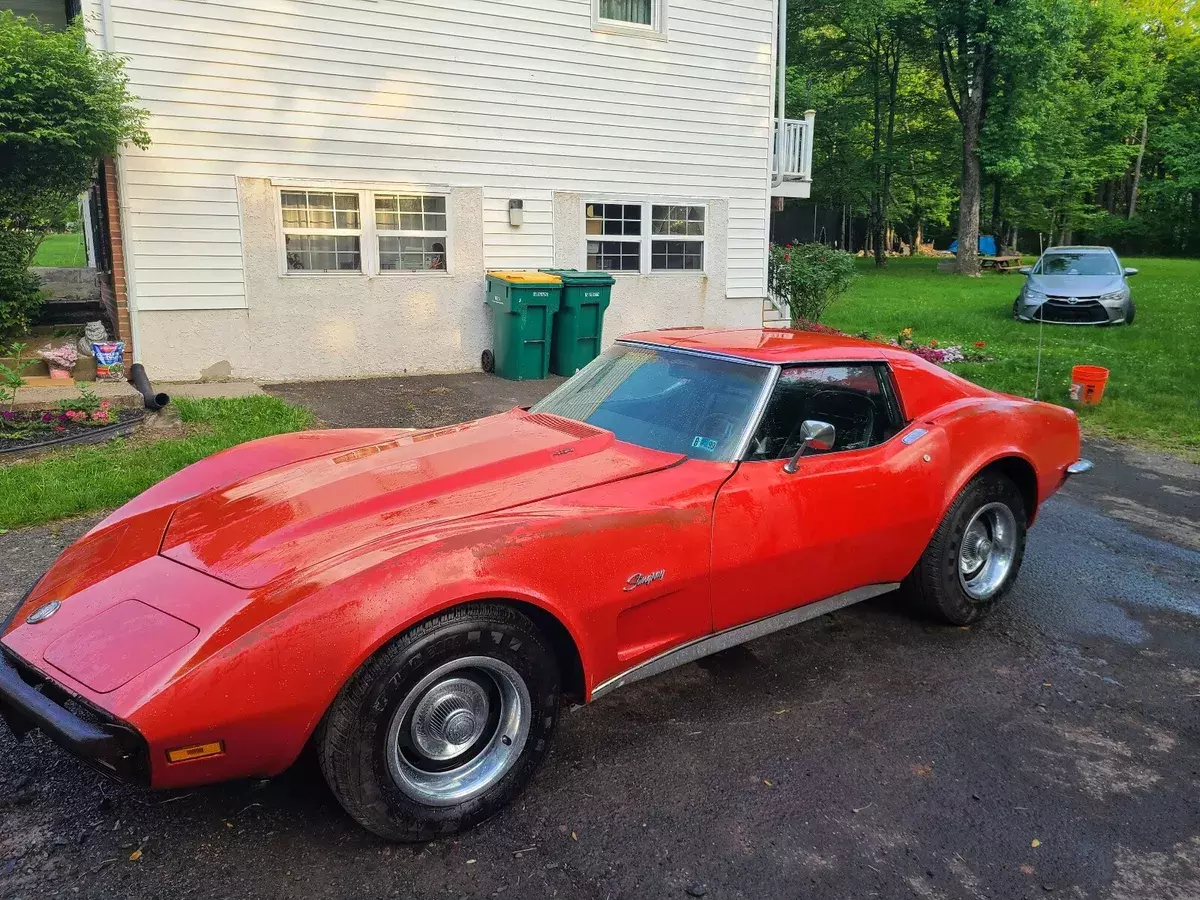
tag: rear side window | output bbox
[746,364,901,460]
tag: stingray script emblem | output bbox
[623,570,666,592]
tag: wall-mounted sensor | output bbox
[508,199,524,227]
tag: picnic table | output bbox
[981,255,1023,273]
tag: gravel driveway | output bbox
[1,375,1196,900]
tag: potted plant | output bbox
[39,345,79,381]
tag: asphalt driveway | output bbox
[1,375,1197,900]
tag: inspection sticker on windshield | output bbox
[691,435,718,452]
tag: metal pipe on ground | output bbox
[127,363,170,411]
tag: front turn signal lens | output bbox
[166,741,225,764]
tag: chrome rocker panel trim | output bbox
[1066,459,1094,475]
[590,582,900,701]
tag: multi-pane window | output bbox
[586,202,642,272]
[281,190,362,273]
[585,200,706,274]
[375,194,448,272]
[279,189,451,275]
[651,205,705,271]
[598,0,652,25]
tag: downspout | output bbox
[771,0,788,188]
[96,0,143,362]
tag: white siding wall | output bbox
[102,0,774,299]
[482,189,554,271]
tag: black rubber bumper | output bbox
[0,649,149,785]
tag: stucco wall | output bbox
[139,181,760,382]
[552,192,760,346]
[137,178,489,382]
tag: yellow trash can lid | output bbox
[488,270,563,284]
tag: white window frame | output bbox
[274,183,453,278]
[277,188,365,276]
[583,198,707,275]
[373,192,450,276]
[649,203,706,273]
[591,0,667,39]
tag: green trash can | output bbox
[484,271,563,381]
[540,269,615,377]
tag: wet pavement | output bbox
[0,375,1197,900]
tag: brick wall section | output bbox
[101,157,133,353]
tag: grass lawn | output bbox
[823,257,1200,461]
[0,395,313,531]
[32,232,87,267]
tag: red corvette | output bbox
[1,328,1091,840]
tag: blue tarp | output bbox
[949,235,998,256]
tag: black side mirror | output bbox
[783,420,836,474]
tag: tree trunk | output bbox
[876,46,901,268]
[990,179,1002,235]
[956,99,983,275]
[1128,115,1148,219]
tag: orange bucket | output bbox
[1070,365,1109,405]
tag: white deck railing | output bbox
[773,111,815,181]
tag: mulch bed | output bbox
[0,409,145,458]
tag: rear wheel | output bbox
[906,472,1027,625]
[318,603,560,841]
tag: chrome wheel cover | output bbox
[958,502,1018,600]
[386,656,531,807]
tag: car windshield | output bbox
[1036,252,1121,276]
[530,343,771,461]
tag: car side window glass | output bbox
[746,364,897,460]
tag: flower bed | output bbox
[1,386,145,457]
[793,321,992,366]
[0,407,144,455]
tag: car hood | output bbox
[1025,274,1125,297]
[160,410,684,589]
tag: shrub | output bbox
[0,234,44,345]
[768,243,858,323]
[0,12,148,342]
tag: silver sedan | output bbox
[1013,246,1137,325]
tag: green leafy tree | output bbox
[0,12,148,342]
[931,0,1081,273]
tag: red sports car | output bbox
[1,328,1091,841]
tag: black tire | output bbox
[317,603,561,842]
[905,472,1027,625]
[481,349,495,373]
[1125,305,1135,326]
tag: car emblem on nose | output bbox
[26,600,61,624]
[1066,297,1080,304]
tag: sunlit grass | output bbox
[822,257,1199,460]
[0,395,313,530]
[32,233,87,267]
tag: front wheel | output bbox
[906,472,1027,625]
[317,603,561,841]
